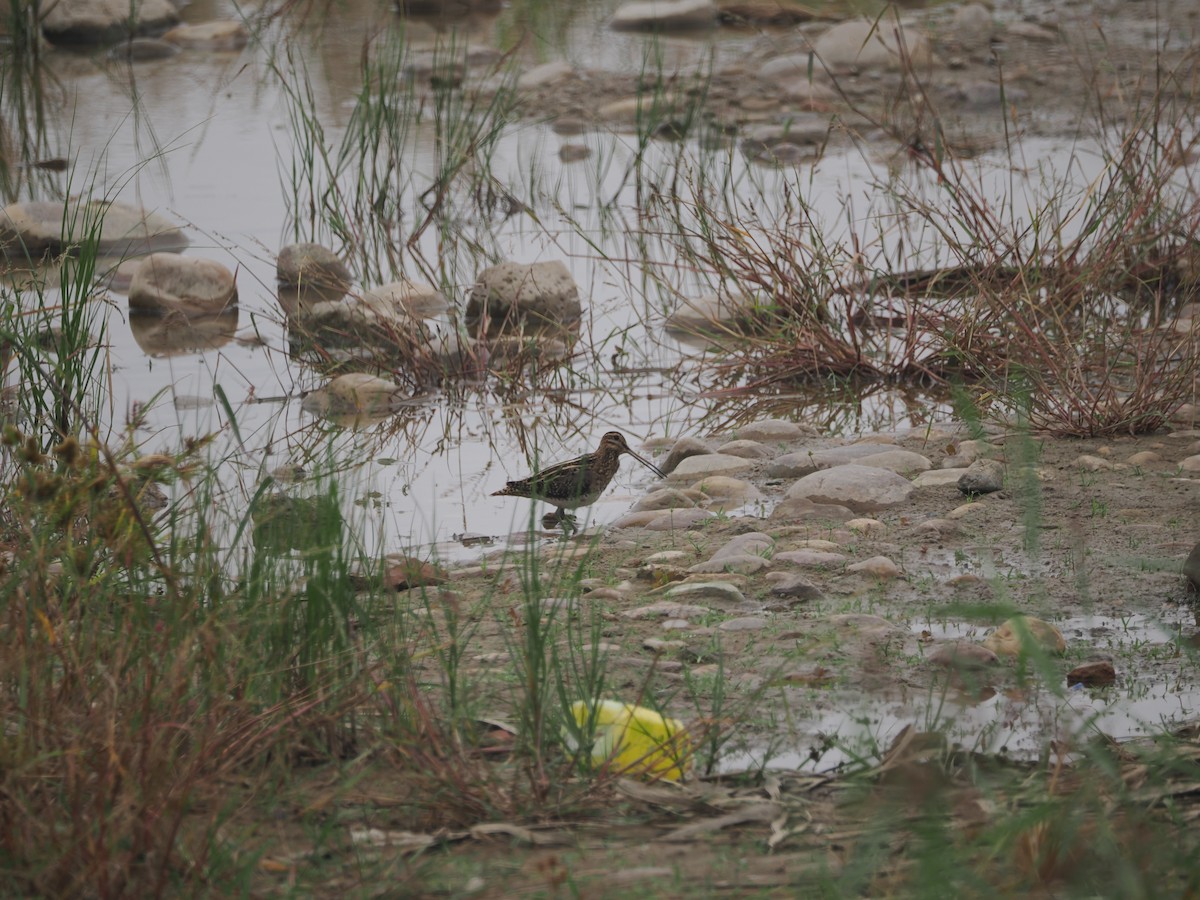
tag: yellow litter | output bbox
[567,699,693,782]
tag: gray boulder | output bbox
[128,253,237,317]
[42,0,179,44]
[466,260,581,337]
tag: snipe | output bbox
[492,431,665,532]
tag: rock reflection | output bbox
[128,309,238,357]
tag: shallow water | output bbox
[7,1,946,560]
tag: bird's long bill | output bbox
[626,448,666,479]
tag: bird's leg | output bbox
[541,509,564,530]
[560,513,578,535]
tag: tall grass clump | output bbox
[273,25,522,291]
[629,54,1200,436]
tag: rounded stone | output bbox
[766,572,823,602]
[715,439,773,460]
[0,200,187,258]
[982,616,1066,657]
[730,419,814,442]
[691,475,762,505]
[277,243,352,291]
[301,373,405,418]
[361,279,449,320]
[928,640,999,669]
[610,0,717,31]
[662,436,712,474]
[162,20,249,49]
[642,508,717,531]
[632,488,698,512]
[812,18,933,71]
[466,260,581,338]
[669,453,754,479]
[665,581,747,606]
[846,556,901,578]
[42,0,178,44]
[710,532,774,560]
[128,252,237,317]
[856,449,932,474]
[784,463,915,513]
[958,458,1005,494]
[688,554,770,575]
[718,616,768,633]
[952,2,994,50]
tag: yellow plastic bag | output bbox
[566,699,692,782]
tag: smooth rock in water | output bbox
[301,373,406,417]
[465,260,580,338]
[774,549,845,568]
[846,556,900,578]
[958,458,1004,494]
[715,439,773,460]
[983,616,1066,657]
[766,572,823,602]
[109,38,178,60]
[669,453,754,479]
[610,0,717,31]
[913,469,969,487]
[812,18,932,71]
[559,144,592,163]
[758,53,824,80]
[1184,541,1200,591]
[662,436,711,474]
[277,243,352,291]
[643,508,717,531]
[622,601,710,620]
[952,2,994,50]
[163,20,248,49]
[689,554,770,575]
[710,532,773,560]
[664,291,767,338]
[633,488,698,512]
[929,640,999,669]
[856,449,932,475]
[1005,21,1058,42]
[128,253,237,317]
[785,463,914,513]
[361,279,449,320]
[291,296,429,353]
[780,77,836,106]
[666,581,747,607]
[42,0,178,44]
[0,200,187,258]
[740,119,830,159]
[719,616,767,632]
[102,256,144,293]
[518,59,574,90]
[731,418,813,442]
[692,476,762,506]
[1067,660,1116,687]
[769,496,854,522]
